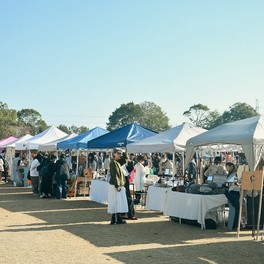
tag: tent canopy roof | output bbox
[4,134,33,148]
[185,115,264,171]
[57,127,109,149]
[38,133,78,151]
[15,126,68,150]
[87,122,157,149]
[0,136,18,149]
[127,122,207,153]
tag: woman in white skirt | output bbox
[108,148,128,225]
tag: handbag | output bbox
[129,168,135,183]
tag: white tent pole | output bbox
[182,151,185,184]
[172,152,175,177]
[195,150,199,184]
[76,149,79,176]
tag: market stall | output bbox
[163,190,227,229]
[90,179,109,204]
[146,185,170,211]
[185,115,264,171]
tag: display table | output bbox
[90,179,109,204]
[146,185,171,211]
[163,190,228,229]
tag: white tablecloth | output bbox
[90,180,109,204]
[163,190,228,229]
[146,186,171,211]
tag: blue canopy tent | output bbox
[57,127,109,150]
[87,122,157,149]
[57,127,109,177]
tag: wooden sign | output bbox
[238,170,264,240]
[241,171,263,191]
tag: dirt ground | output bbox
[0,182,263,264]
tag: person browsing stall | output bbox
[133,155,147,205]
[204,156,227,179]
[108,148,128,225]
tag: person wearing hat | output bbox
[108,148,128,224]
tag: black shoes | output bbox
[110,213,127,225]
[116,219,126,224]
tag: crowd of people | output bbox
[2,148,258,229]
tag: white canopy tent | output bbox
[127,122,207,177]
[3,134,33,148]
[38,133,78,152]
[15,126,68,150]
[127,122,207,153]
[185,115,264,171]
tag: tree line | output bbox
[0,100,258,139]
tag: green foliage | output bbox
[203,110,222,129]
[0,102,19,138]
[58,125,89,134]
[107,101,170,132]
[17,108,48,135]
[78,126,89,134]
[184,102,258,129]
[0,99,260,140]
[107,102,142,131]
[58,125,71,134]
[221,102,257,123]
[139,101,170,131]
[183,104,210,127]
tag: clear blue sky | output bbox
[1,0,264,129]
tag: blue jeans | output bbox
[55,178,67,199]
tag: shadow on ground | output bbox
[1,184,263,264]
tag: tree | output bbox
[220,102,257,124]
[0,101,19,138]
[183,102,258,129]
[17,109,48,135]
[139,101,170,131]
[68,125,89,134]
[183,104,210,127]
[203,110,222,129]
[58,125,71,134]
[78,126,89,134]
[107,101,170,132]
[58,125,88,134]
[107,102,142,131]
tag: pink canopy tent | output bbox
[0,136,18,150]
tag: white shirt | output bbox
[133,162,147,191]
[30,159,40,177]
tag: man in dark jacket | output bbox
[55,154,70,199]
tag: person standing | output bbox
[30,153,43,195]
[0,155,4,182]
[39,154,55,198]
[204,156,227,179]
[11,153,21,186]
[121,157,137,220]
[108,148,128,225]
[187,156,197,183]
[225,162,240,230]
[54,154,70,199]
[133,155,147,204]
[103,154,111,175]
